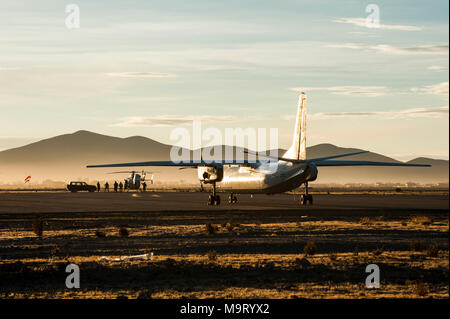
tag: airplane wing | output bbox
[87,160,258,168]
[313,160,431,167]
[87,156,431,168]
[88,161,201,168]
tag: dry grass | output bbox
[407,280,429,297]
[118,227,129,238]
[0,249,448,299]
[32,215,43,238]
[1,251,448,299]
[304,241,317,256]
[371,248,383,256]
[359,217,373,225]
[225,220,239,232]
[427,243,439,258]
[0,210,448,299]
[207,250,218,262]
[410,241,422,252]
[95,230,106,238]
[205,223,218,235]
[360,216,383,226]
[410,216,433,226]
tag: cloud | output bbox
[106,72,175,78]
[282,106,449,120]
[113,96,179,103]
[327,43,449,55]
[333,18,422,31]
[411,82,449,96]
[427,65,448,72]
[290,86,387,97]
[112,115,237,127]
[292,83,449,98]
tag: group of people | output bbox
[96,181,147,192]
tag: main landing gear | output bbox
[206,184,238,206]
[228,193,237,204]
[207,182,221,205]
[300,182,313,205]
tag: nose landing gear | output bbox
[300,182,313,205]
[208,194,220,205]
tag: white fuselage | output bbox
[199,161,318,194]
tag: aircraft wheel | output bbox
[228,194,237,204]
[300,195,307,205]
[300,194,313,205]
[207,195,214,205]
[214,195,221,206]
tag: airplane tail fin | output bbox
[283,92,307,160]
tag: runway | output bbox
[0,191,448,214]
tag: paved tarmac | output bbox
[0,191,448,214]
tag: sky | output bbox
[0,0,448,160]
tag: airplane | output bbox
[87,93,430,206]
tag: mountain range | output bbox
[0,130,447,185]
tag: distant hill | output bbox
[0,130,447,185]
[0,130,173,164]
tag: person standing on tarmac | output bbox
[119,182,123,192]
[114,181,118,192]
[97,182,101,192]
[142,182,147,192]
[105,182,109,192]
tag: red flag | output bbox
[24,176,31,183]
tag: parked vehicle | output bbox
[67,181,97,192]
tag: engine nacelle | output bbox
[198,166,223,183]
[304,163,318,182]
